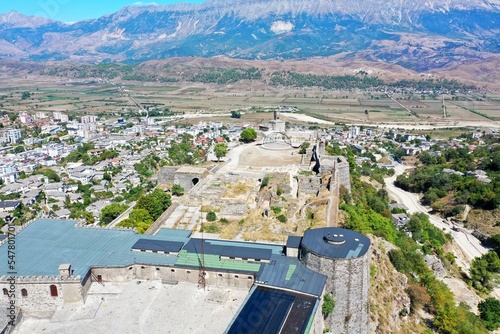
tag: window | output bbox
[50,285,58,297]
[218,274,223,277]
[156,268,160,271]
[97,275,103,283]
[234,275,239,278]
[171,269,175,272]
[2,288,7,296]
[141,266,145,269]
[21,289,28,298]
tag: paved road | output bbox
[385,163,488,268]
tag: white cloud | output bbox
[131,2,158,6]
[270,21,294,34]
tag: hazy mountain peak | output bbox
[0,0,498,71]
[0,11,56,28]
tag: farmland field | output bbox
[0,76,499,129]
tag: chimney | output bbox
[59,264,72,278]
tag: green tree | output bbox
[172,184,184,196]
[214,143,228,162]
[42,168,60,182]
[83,211,95,224]
[103,172,111,182]
[298,142,310,154]
[230,111,241,118]
[21,91,30,100]
[478,298,500,330]
[100,203,128,225]
[129,209,153,224]
[240,128,257,143]
[135,189,172,220]
[206,211,217,222]
[470,252,500,291]
[13,146,25,153]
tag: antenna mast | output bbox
[198,186,206,290]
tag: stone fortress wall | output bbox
[0,265,254,318]
[302,251,370,334]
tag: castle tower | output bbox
[299,227,370,334]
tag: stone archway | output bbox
[192,178,199,186]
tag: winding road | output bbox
[385,163,489,269]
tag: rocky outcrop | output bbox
[369,237,422,334]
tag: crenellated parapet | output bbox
[0,275,82,284]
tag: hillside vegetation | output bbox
[395,134,500,228]
[39,63,476,93]
[335,146,491,334]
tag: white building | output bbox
[19,113,32,125]
[349,126,360,139]
[81,115,97,124]
[35,112,48,120]
[41,126,62,135]
[0,129,22,144]
[0,163,18,184]
[53,112,69,123]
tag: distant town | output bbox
[1,108,498,229]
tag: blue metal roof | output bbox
[226,285,318,334]
[0,219,179,280]
[183,238,283,260]
[132,239,184,253]
[256,255,326,297]
[286,235,302,248]
[153,228,192,240]
[301,227,370,259]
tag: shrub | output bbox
[270,206,282,214]
[206,211,217,222]
[276,186,284,196]
[478,298,500,330]
[322,294,335,318]
[277,214,287,223]
[260,176,270,190]
[201,224,220,233]
[172,184,184,196]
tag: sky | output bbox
[0,0,206,23]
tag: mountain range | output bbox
[0,0,499,71]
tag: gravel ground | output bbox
[14,280,249,334]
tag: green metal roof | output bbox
[175,250,261,273]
